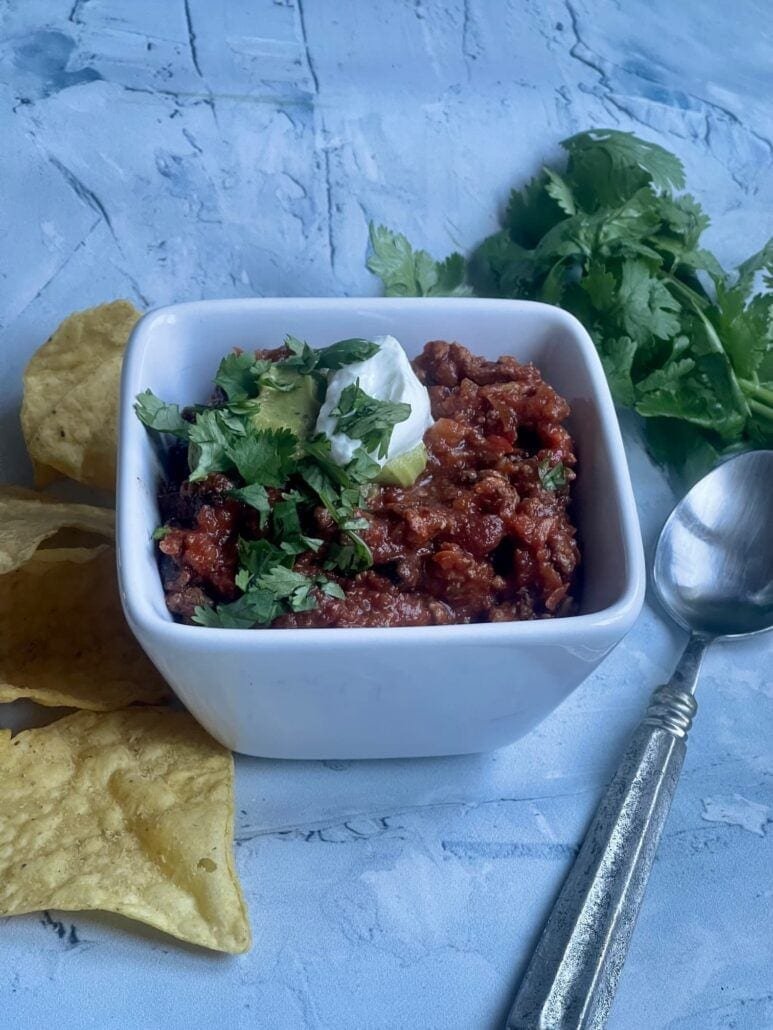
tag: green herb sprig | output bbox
[367,129,773,485]
[330,379,411,459]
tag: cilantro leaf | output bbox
[251,566,320,614]
[134,390,190,440]
[193,589,280,629]
[280,535,323,557]
[345,446,382,484]
[266,336,380,380]
[635,352,746,441]
[272,491,304,541]
[616,260,682,343]
[257,364,300,393]
[187,409,237,481]
[594,189,663,253]
[229,483,271,526]
[139,337,392,620]
[562,128,685,209]
[537,459,568,491]
[214,352,260,402]
[299,454,374,573]
[187,411,298,487]
[320,580,346,599]
[255,566,309,598]
[651,193,710,252]
[325,534,373,573]
[734,238,773,296]
[367,223,470,297]
[710,281,773,381]
[331,379,411,459]
[543,168,576,216]
[597,334,638,407]
[432,252,470,295]
[581,262,618,310]
[316,338,380,370]
[238,538,285,579]
[299,458,343,511]
[227,428,297,486]
[288,586,317,612]
[504,171,567,248]
[469,231,538,298]
[280,335,320,374]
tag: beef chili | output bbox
[144,339,580,628]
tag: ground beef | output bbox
[157,340,580,627]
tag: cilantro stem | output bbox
[664,291,752,424]
[689,308,751,420]
[739,379,773,410]
[663,273,709,311]
[747,398,773,424]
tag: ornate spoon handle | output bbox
[505,637,706,1029]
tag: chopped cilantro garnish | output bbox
[325,534,372,573]
[214,352,260,403]
[537,459,568,492]
[281,335,319,374]
[229,483,271,526]
[138,335,401,627]
[134,390,190,440]
[316,338,380,369]
[271,490,304,540]
[299,453,374,572]
[228,428,298,486]
[280,334,380,374]
[192,589,280,629]
[193,547,345,628]
[255,566,312,604]
[236,537,283,578]
[257,364,299,392]
[186,410,298,485]
[330,379,411,459]
[187,409,237,481]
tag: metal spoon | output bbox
[506,449,773,1030]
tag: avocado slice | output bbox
[250,370,322,439]
[375,443,428,487]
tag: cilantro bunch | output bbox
[136,336,409,628]
[368,129,773,485]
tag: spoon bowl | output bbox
[653,450,773,638]
[507,450,773,1030]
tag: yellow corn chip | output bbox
[0,486,115,575]
[21,300,141,491]
[0,545,169,710]
[0,709,251,953]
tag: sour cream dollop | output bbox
[316,334,434,467]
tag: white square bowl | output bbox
[117,297,644,759]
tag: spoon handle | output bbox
[505,643,704,1030]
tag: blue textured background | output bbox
[0,2,771,1028]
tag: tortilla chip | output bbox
[0,486,115,575]
[0,546,169,710]
[0,709,251,953]
[21,300,142,491]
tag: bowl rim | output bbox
[117,296,645,650]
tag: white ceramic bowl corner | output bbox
[117,298,645,759]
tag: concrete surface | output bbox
[0,2,771,1027]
